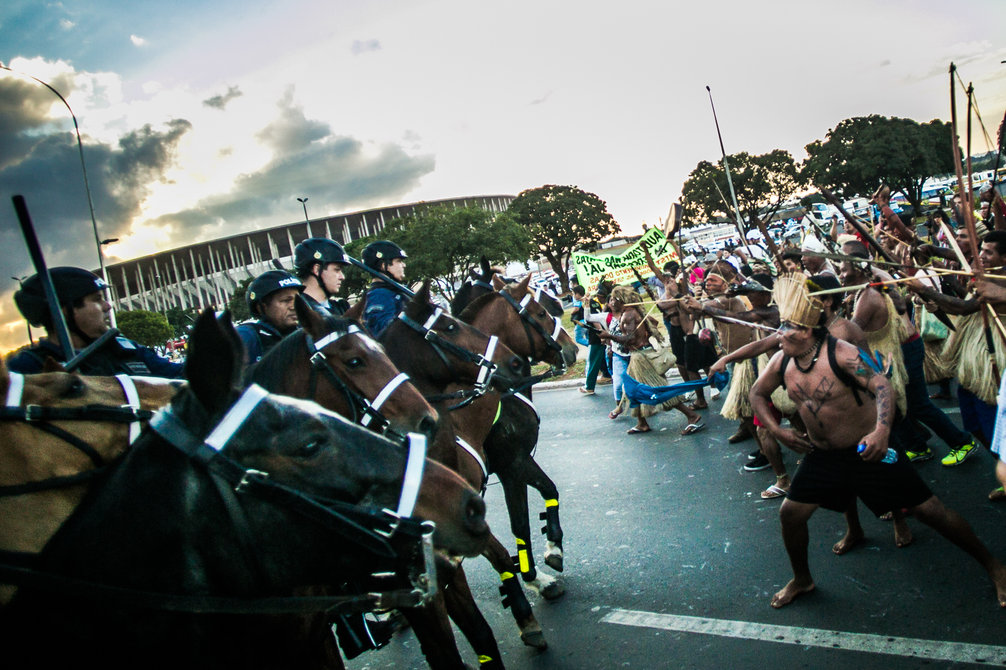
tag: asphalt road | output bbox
[347,382,1006,669]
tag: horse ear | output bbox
[479,255,492,276]
[41,357,66,373]
[515,273,532,294]
[295,294,324,337]
[416,280,432,304]
[185,309,241,415]
[343,297,365,323]
[491,274,506,290]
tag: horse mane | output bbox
[248,314,359,388]
[457,291,499,323]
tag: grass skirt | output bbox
[864,295,908,415]
[943,312,1006,404]
[721,358,756,420]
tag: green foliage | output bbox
[803,115,954,213]
[341,205,534,298]
[680,150,803,231]
[163,306,199,338]
[507,185,620,293]
[227,278,254,322]
[115,310,174,347]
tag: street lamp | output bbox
[0,63,110,294]
[11,276,33,344]
[296,197,310,224]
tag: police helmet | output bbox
[246,270,305,316]
[361,240,407,271]
[293,238,350,274]
[14,267,109,327]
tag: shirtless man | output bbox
[751,314,1006,609]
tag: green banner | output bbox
[571,228,678,295]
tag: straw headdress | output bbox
[772,272,823,328]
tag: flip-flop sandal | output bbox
[761,484,788,499]
[990,487,1006,502]
[627,427,651,434]
[608,410,621,420]
[680,422,705,436]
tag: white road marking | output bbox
[601,608,1006,665]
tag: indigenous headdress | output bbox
[772,272,823,328]
[610,285,641,306]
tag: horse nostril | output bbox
[417,415,438,440]
[464,491,487,531]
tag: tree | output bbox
[507,185,620,294]
[115,310,174,348]
[342,205,534,299]
[164,305,199,338]
[680,150,803,232]
[803,115,955,216]
[227,278,254,322]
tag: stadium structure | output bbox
[103,195,514,312]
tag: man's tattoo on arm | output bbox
[875,383,892,428]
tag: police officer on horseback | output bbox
[235,270,305,364]
[294,237,351,317]
[8,267,183,377]
[362,240,408,338]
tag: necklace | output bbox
[792,337,824,373]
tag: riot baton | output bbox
[12,195,74,362]
[346,256,415,298]
[64,328,119,372]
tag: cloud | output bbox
[202,85,243,110]
[351,39,381,56]
[529,90,553,106]
[59,19,74,30]
[130,35,147,47]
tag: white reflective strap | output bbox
[313,325,362,351]
[114,374,143,444]
[396,433,427,518]
[551,316,563,340]
[477,335,499,386]
[455,435,488,483]
[519,294,532,311]
[513,392,540,421]
[204,384,270,452]
[422,308,443,330]
[533,287,544,303]
[360,372,409,427]
[6,372,24,407]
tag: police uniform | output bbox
[7,335,184,377]
[364,283,407,338]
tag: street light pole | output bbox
[0,63,108,291]
[296,197,310,224]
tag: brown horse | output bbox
[453,271,578,600]
[379,282,549,667]
[0,359,179,605]
[0,309,489,670]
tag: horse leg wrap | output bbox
[498,571,533,621]
[539,498,563,545]
[514,537,536,580]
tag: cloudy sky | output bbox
[1,0,1004,352]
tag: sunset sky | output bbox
[1,0,1004,351]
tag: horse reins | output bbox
[0,372,155,497]
[397,307,501,395]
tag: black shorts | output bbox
[786,446,932,516]
[683,333,717,373]
[668,323,685,362]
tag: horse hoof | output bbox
[540,580,565,600]
[544,552,563,572]
[520,628,548,650]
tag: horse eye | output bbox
[66,378,85,396]
[345,356,363,369]
[299,439,324,458]
[444,322,457,333]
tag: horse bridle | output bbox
[0,372,155,497]
[396,307,500,394]
[303,326,411,438]
[495,289,567,370]
[147,384,438,610]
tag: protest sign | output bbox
[571,228,678,295]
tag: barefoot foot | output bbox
[833,528,864,555]
[991,565,1006,608]
[770,579,815,608]
[893,517,913,548]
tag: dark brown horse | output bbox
[0,310,489,670]
[454,270,578,600]
[379,282,549,667]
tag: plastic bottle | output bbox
[857,443,898,463]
